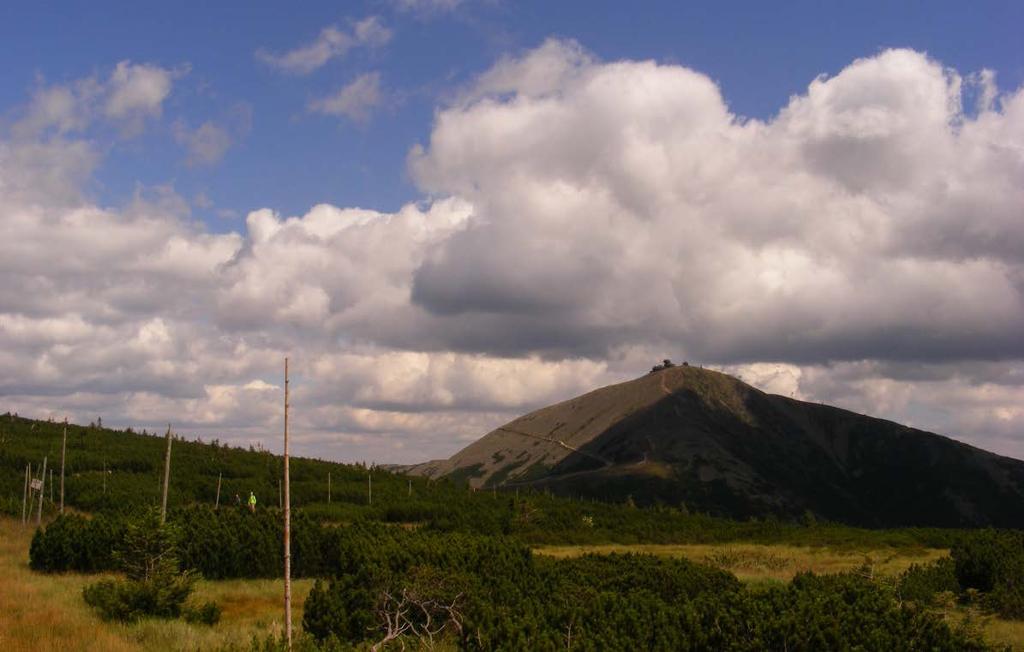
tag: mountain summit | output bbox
[407,364,1024,527]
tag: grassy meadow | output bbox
[0,517,312,652]
[6,516,1024,650]
[534,542,948,582]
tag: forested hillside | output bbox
[0,412,970,548]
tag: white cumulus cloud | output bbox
[2,41,1023,463]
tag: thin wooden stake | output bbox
[161,425,172,524]
[215,473,222,509]
[283,357,293,650]
[327,472,331,504]
[60,418,67,514]
[36,456,47,525]
[367,470,372,506]
[408,478,412,498]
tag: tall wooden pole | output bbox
[327,472,331,504]
[161,425,172,524]
[60,418,67,514]
[36,456,47,525]
[215,473,222,509]
[283,357,292,650]
[367,470,372,506]
[22,464,29,524]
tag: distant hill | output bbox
[405,365,1024,528]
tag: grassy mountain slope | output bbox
[406,365,1024,527]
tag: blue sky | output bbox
[1,1,1023,462]
[2,1,1020,224]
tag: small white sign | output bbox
[30,478,42,490]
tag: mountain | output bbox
[406,364,1024,528]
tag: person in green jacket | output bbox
[248,491,257,512]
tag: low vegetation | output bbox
[535,542,948,582]
[80,508,217,625]
[6,414,1024,649]
[0,517,312,652]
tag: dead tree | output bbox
[283,357,293,650]
[161,425,172,523]
[36,456,47,525]
[22,464,30,523]
[371,586,465,652]
[60,418,67,514]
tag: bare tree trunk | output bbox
[283,357,292,650]
[161,425,172,524]
[36,456,47,525]
[22,464,30,524]
[60,418,67,514]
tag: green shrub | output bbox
[304,550,982,651]
[952,529,1024,620]
[897,557,959,605]
[951,529,1024,593]
[987,584,1024,620]
[30,512,123,573]
[82,508,198,622]
[302,575,376,642]
[82,575,196,622]
[183,600,222,625]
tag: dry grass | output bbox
[534,542,948,582]
[940,603,1024,651]
[0,517,311,651]
[978,616,1024,651]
